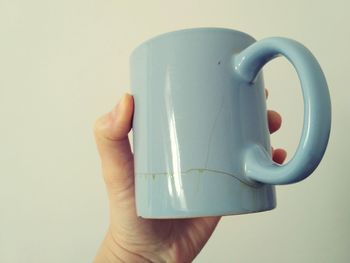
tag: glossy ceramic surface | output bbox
[130,28,331,218]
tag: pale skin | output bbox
[93,91,286,263]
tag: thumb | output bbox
[93,93,135,195]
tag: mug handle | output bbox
[233,37,331,185]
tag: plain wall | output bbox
[0,0,349,262]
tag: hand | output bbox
[93,92,286,263]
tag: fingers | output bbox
[266,89,281,134]
[266,89,286,164]
[269,111,287,164]
[268,110,282,134]
[272,148,287,164]
[93,93,135,194]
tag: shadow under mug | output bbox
[130,27,331,218]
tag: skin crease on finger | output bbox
[93,92,287,263]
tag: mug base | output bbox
[135,169,276,219]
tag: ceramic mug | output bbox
[130,27,331,218]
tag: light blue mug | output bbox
[130,27,331,218]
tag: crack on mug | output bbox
[137,168,260,188]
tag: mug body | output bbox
[130,28,276,218]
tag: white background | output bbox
[0,0,349,262]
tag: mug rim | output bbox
[130,27,256,58]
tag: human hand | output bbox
[93,91,286,263]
